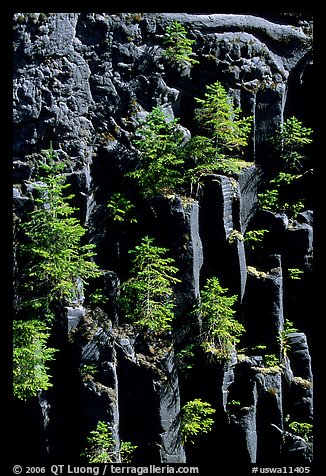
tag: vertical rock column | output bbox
[147,195,203,321]
[242,254,284,355]
[154,351,186,463]
[114,329,186,463]
[286,332,313,423]
[199,174,247,300]
[223,355,259,464]
[81,332,121,456]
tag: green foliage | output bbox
[119,236,180,333]
[128,107,185,197]
[284,319,298,335]
[20,145,101,318]
[82,421,116,463]
[163,20,199,68]
[258,116,312,218]
[176,343,196,373]
[15,145,101,400]
[194,80,252,154]
[258,188,305,218]
[82,421,137,463]
[88,289,109,305]
[288,268,304,280]
[120,441,138,463]
[264,353,280,368]
[183,136,243,195]
[180,398,215,444]
[284,200,305,218]
[244,229,270,251]
[228,229,244,244]
[181,81,252,194]
[227,399,241,408]
[278,319,298,358]
[288,421,313,442]
[128,82,253,199]
[251,344,267,352]
[79,364,98,379]
[270,116,313,171]
[269,172,305,217]
[13,320,57,400]
[258,189,280,213]
[194,277,244,361]
[270,172,302,186]
[107,192,137,224]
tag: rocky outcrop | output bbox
[13,12,312,167]
[199,174,247,300]
[113,326,185,463]
[12,12,313,468]
[242,254,284,355]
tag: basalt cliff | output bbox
[12,12,314,471]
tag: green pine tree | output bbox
[15,145,101,400]
[82,421,116,463]
[163,20,199,68]
[20,145,101,319]
[194,80,252,154]
[195,277,244,361]
[82,421,137,463]
[119,236,180,333]
[180,398,216,444]
[181,81,252,194]
[127,107,185,198]
[13,320,57,400]
[270,116,312,171]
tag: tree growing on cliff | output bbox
[128,107,185,198]
[19,145,101,320]
[13,320,57,400]
[194,277,244,361]
[194,80,252,155]
[270,116,313,171]
[180,398,216,444]
[15,145,101,400]
[182,81,253,193]
[258,117,313,218]
[163,20,199,69]
[107,192,137,224]
[119,236,180,333]
[81,421,137,463]
[257,170,306,219]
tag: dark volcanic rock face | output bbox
[12,12,313,468]
[13,13,312,166]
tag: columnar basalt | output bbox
[12,12,313,468]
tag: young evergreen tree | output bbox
[20,145,101,319]
[127,107,185,198]
[194,277,244,361]
[257,115,313,219]
[194,80,252,155]
[13,320,57,400]
[107,192,137,224]
[119,236,180,333]
[15,145,101,400]
[180,81,252,194]
[270,116,313,171]
[163,20,199,69]
[82,421,137,463]
[180,398,216,444]
[82,421,117,463]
